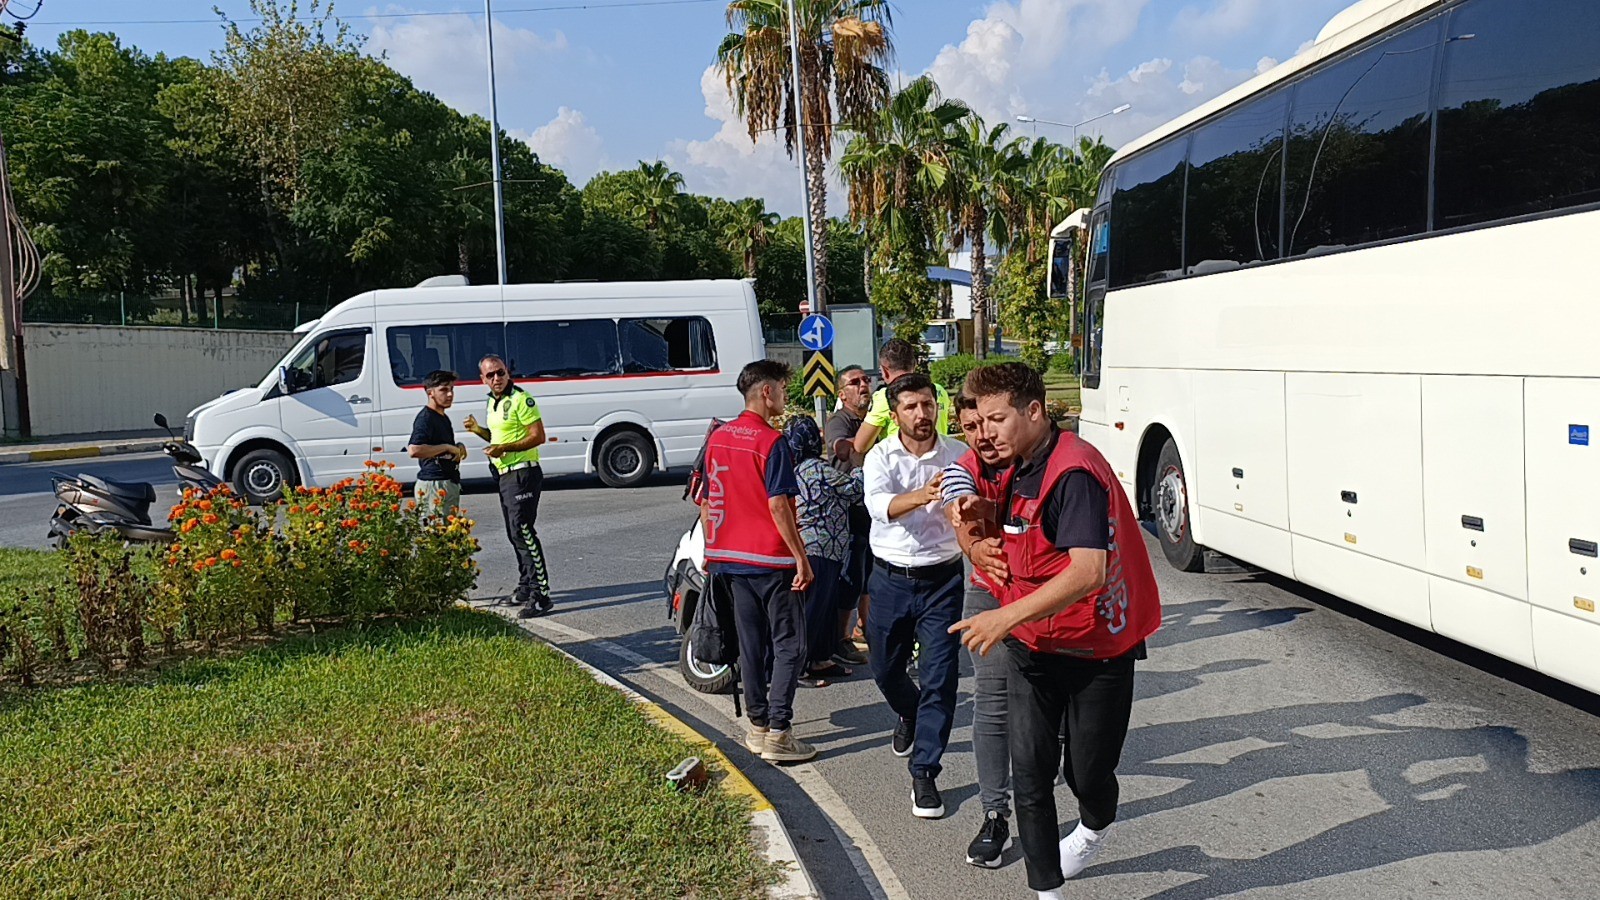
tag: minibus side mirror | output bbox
[278,366,293,395]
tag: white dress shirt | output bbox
[863,433,967,567]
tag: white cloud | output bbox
[514,106,606,184]
[1173,0,1270,40]
[663,65,841,218]
[365,8,567,117]
[1256,56,1280,75]
[1077,55,1259,147]
[924,0,1153,125]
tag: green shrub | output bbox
[1048,350,1076,373]
[1020,343,1050,374]
[929,353,1010,393]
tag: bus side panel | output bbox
[1421,376,1533,666]
[1524,377,1600,692]
[1193,370,1292,573]
[1286,373,1431,630]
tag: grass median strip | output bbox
[0,605,778,898]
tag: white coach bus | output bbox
[1067,0,1600,692]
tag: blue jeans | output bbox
[965,586,1011,817]
[866,560,964,779]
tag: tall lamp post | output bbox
[484,0,508,285]
[1017,103,1132,143]
[784,0,826,425]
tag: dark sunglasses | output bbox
[483,369,508,379]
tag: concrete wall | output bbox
[22,324,298,437]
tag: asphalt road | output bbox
[7,455,1600,899]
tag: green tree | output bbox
[622,160,686,231]
[945,115,1027,358]
[717,0,893,309]
[713,197,779,278]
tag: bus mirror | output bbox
[278,366,293,395]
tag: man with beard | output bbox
[861,373,968,820]
[949,363,1161,900]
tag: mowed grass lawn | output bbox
[0,595,776,899]
[1045,370,1081,413]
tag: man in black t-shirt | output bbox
[407,370,466,517]
[824,364,873,662]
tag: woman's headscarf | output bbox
[784,416,823,462]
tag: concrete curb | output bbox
[0,438,167,465]
[487,606,819,900]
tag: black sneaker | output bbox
[912,775,944,819]
[965,811,1010,867]
[892,717,915,758]
[533,593,554,615]
[516,594,550,620]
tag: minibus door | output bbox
[277,327,377,486]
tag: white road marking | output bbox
[521,614,910,900]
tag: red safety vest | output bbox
[1001,431,1161,659]
[955,449,1012,596]
[700,411,796,570]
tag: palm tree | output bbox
[717,0,893,308]
[717,197,779,277]
[625,160,686,231]
[945,114,1027,358]
[839,75,966,256]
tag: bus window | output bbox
[1435,0,1600,228]
[1283,13,1440,256]
[1109,137,1189,289]
[1186,90,1287,273]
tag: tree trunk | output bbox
[458,235,471,277]
[180,277,191,325]
[805,136,830,310]
[971,215,988,360]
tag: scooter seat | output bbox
[81,474,157,504]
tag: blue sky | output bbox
[21,0,1356,214]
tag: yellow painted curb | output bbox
[638,702,773,813]
[29,446,102,462]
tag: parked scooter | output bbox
[154,413,226,496]
[47,471,172,548]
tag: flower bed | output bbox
[0,462,479,683]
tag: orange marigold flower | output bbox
[203,514,220,525]
[193,561,206,572]
[232,560,243,568]
[204,556,218,567]
[181,519,199,534]
[289,505,302,514]
[406,500,417,510]
[220,549,238,560]
[380,549,390,557]
[348,539,361,550]
[198,500,213,511]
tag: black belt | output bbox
[874,556,963,581]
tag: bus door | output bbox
[1078,206,1111,434]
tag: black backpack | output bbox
[690,573,740,667]
[683,417,728,503]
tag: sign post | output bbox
[798,313,835,425]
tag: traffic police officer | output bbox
[464,354,552,618]
[849,337,956,460]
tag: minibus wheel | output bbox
[596,430,655,488]
[1154,438,1203,572]
[234,448,295,505]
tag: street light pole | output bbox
[1017,103,1132,144]
[484,0,509,285]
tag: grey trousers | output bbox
[965,585,1011,817]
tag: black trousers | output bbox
[725,569,805,732]
[496,466,550,600]
[1005,640,1136,891]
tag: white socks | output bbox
[1063,821,1107,846]
[1037,892,1065,900]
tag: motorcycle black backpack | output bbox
[690,572,743,716]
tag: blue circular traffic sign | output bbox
[798,314,834,351]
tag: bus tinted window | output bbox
[1435,0,1600,228]
[1109,138,1188,289]
[506,320,622,379]
[386,323,503,387]
[1284,14,1439,256]
[618,317,717,372]
[1186,91,1287,274]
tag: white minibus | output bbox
[1062,0,1600,693]
[186,278,765,503]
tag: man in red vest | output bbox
[699,360,818,764]
[949,363,1161,900]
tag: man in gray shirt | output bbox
[825,365,873,660]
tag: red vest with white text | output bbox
[1001,432,1161,658]
[700,411,796,569]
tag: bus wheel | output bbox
[596,430,655,488]
[1154,438,1203,572]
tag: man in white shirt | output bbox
[862,372,970,821]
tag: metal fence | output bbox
[24,294,314,331]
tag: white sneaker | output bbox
[1059,822,1108,879]
[1037,892,1065,900]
